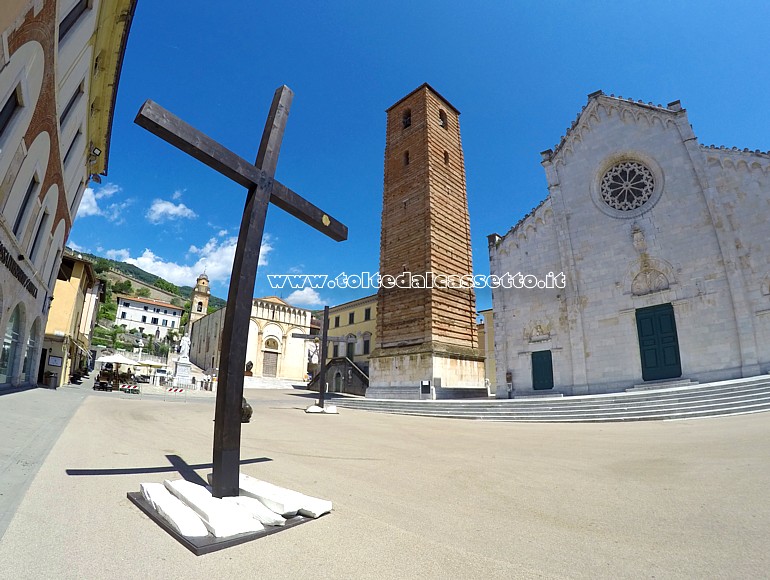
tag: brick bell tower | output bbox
[367,84,485,399]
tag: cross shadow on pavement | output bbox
[66,455,271,486]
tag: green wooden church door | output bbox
[532,350,554,390]
[635,303,682,382]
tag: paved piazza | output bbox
[1,387,768,579]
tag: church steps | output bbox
[338,393,770,418]
[338,376,770,422]
[342,392,770,416]
[336,397,770,422]
[348,382,770,411]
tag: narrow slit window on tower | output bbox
[444,150,450,165]
[439,109,448,129]
[404,150,410,165]
[402,108,411,128]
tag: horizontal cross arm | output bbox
[135,100,348,242]
[291,332,355,343]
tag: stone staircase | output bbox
[243,376,304,390]
[332,375,770,422]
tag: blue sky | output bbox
[68,1,770,311]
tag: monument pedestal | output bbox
[174,357,192,388]
[367,342,486,400]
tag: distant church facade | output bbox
[488,91,770,396]
[189,295,310,384]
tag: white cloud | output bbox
[76,188,100,218]
[105,248,131,261]
[75,183,129,222]
[172,190,183,200]
[103,200,133,225]
[104,234,274,288]
[217,229,228,237]
[95,183,121,199]
[146,199,197,224]
[285,287,324,308]
[67,241,85,252]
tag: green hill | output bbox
[72,249,227,310]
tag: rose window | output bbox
[600,161,655,211]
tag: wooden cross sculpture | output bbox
[292,306,356,409]
[135,86,347,498]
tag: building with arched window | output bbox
[189,296,311,387]
[0,0,136,389]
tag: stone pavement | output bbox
[0,383,769,579]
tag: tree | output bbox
[137,287,151,298]
[113,279,133,295]
[155,278,178,294]
[94,258,111,274]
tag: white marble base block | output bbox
[140,482,209,537]
[163,479,264,537]
[238,473,333,519]
[221,495,286,526]
[305,404,339,414]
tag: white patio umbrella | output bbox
[135,360,165,368]
[95,353,140,366]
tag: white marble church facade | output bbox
[189,296,311,384]
[488,91,770,397]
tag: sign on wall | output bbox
[48,355,63,367]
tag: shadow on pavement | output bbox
[0,384,50,397]
[66,454,272,486]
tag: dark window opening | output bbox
[334,315,340,328]
[69,181,85,214]
[13,175,38,236]
[59,0,89,42]
[30,212,49,261]
[0,87,20,138]
[63,130,82,167]
[439,109,448,129]
[57,257,75,281]
[332,344,339,358]
[59,84,83,126]
[364,307,371,321]
[348,312,355,325]
[404,150,410,165]
[444,150,450,165]
[363,339,370,355]
[402,109,411,128]
[196,302,203,312]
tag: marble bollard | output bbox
[140,482,208,537]
[164,479,264,538]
